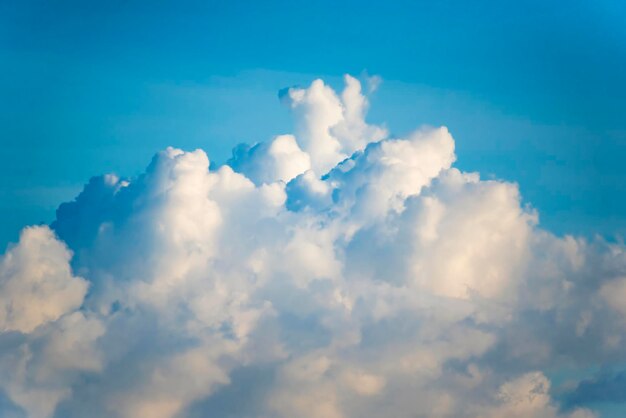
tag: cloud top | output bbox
[0,226,88,333]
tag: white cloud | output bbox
[0,75,623,417]
[479,372,597,418]
[281,75,387,174]
[600,277,626,316]
[228,134,311,186]
[0,226,88,333]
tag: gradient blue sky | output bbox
[1,0,625,247]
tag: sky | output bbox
[2,0,626,246]
[1,1,626,417]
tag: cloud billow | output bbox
[0,75,624,418]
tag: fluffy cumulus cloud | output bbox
[1,75,625,417]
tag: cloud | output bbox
[228,134,311,186]
[0,75,624,417]
[482,372,597,418]
[0,226,101,418]
[281,75,387,174]
[0,226,88,333]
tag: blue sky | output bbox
[1,0,625,247]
